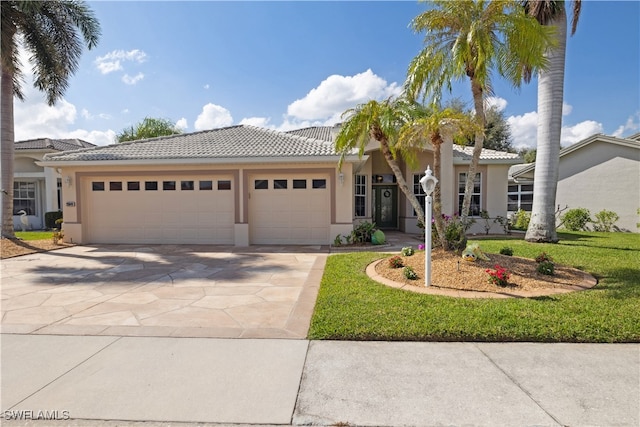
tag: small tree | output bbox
[592,209,619,232]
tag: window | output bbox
[181,180,194,191]
[413,174,426,216]
[293,179,307,189]
[13,181,36,215]
[274,179,287,189]
[109,181,122,191]
[312,179,326,189]
[92,182,105,191]
[355,175,366,217]
[199,180,213,190]
[508,183,533,212]
[145,181,158,191]
[254,180,268,189]
[458,172,481,216]
[163,181,176,191]
[218,180,231,190]
[127,181,140,191]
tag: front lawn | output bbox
[308,231,640,342]
[14,231,54,241]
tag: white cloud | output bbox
[239,117,273,128]
[122,73,144,85]
[81,108,111,120]
[286,69,401,122]
[67,129,117,146]
[94,49,147,75]
[562,102,573,116]
[485,96,507,112]
[560,120,604,145]
[175,117,188,130]
[507,111,539,150]
[204,84,210,90]
[194,103,233,131]
[612,111,640,137]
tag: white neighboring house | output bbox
[509,132,640,232]
[13,138,95,230]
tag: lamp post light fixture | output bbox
[419,165,438,286]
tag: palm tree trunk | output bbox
[431,134,447,249]
[378,137,425,221]
[1,63,16,239]
[460,78,486,225]
[525,10,566,243]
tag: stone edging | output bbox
[366,259,598,299]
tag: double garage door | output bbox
[84,172,330,245]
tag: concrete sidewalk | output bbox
[2,334,638,426]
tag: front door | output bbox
[373,185,397,229]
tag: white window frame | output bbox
[354,175,367,217]
[13,181,37,215]
[458,172,482,217]
[413,174,426,217]
[508,182,534,212]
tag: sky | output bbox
[13,0,640,150]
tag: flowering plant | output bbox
[486,264,510,287]
[418,244,425,251]
[388,256,404,268]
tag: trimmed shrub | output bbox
[44,211,63,230]
[562,208,591,231]
[593,209,619,232]
[537,260,555,276]
[511,209,530,231]
[499,246,514,256]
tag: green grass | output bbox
[308,231,640,342]
[14,231,55,241]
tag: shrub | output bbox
[44,211,63,230]
[499,246,514,256]
[350,221,376,244]
[435,214,471,253]
[537,260,555,276]
[593,209,619,232]
[511,209,530,231]
[401,247,415,256]
[388,256,404,269]
[403,266,418,280]
[535,252,553,263]
[486,265,510,287]
[562,208,591,231]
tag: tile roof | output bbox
[286,126,335,142]
[15,138,95,152]
[452,145,521,162]
[42,125,344,163]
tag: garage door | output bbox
[84,175,235,244]
[249,174,330,245]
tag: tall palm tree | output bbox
[406,0,554,224]
[524,0,581,243]
[398,107,480,249]
[1,1,100,239]
[335,97,427,221]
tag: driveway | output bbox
[1,244,327,339]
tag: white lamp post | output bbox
[419,166,438,287]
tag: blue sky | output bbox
[13,1,640,149]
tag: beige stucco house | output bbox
[39,125,521,245]
[510,132,640,232]
[13,138,95,230]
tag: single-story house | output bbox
[13,138,95,230]
[38,125,521,245]
[510,132,640,232]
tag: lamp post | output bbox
[419,166,438,287]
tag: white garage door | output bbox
[249,174,330,245]
[84,175,235,244]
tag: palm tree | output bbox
[335,97,427,221]
[398,107,479,249]
[1,1,99,239]
[117,117,183,143]
[524,0,581,243]
[405,0,554,224]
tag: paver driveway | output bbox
[1,244,327,338]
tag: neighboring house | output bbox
[510,132,640,232]
[13,138,95,230]
[38,125,521,246]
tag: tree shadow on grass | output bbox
[591,267,640,299]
